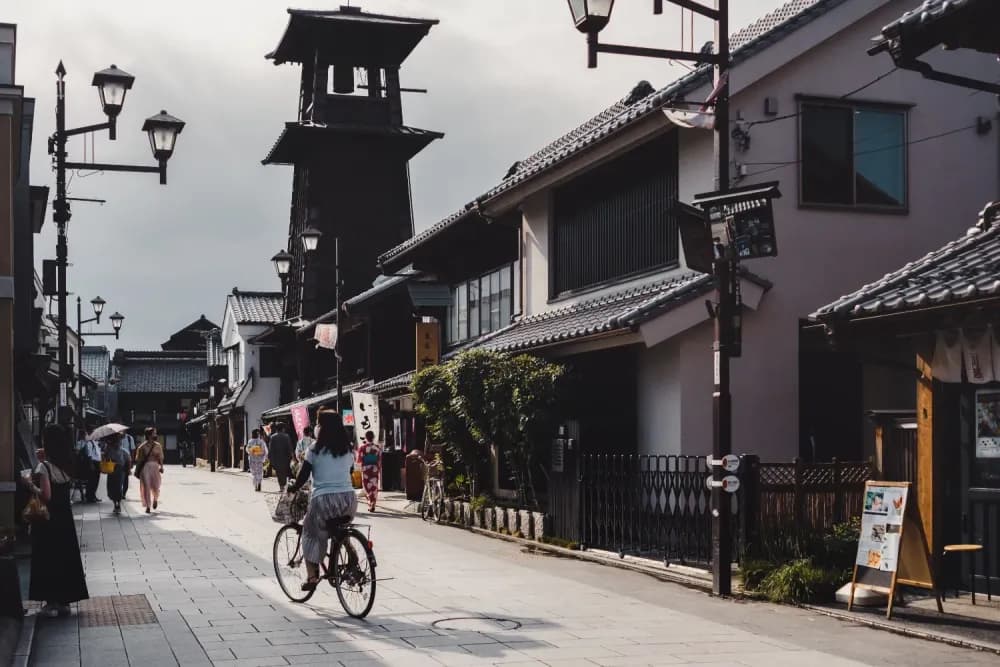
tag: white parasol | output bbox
[87,423,130,441]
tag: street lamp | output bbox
[50,60,184,424]
[567,0,615,33]
[90,296,106,321]
[300,226,323,253]
[272,249,293,317]
[564,0,742,597]
[76,297,124,426]
[91,64,135,139]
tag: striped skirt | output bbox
[301,491,358,563]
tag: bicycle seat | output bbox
[325,516,353,531]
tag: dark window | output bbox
[259,347,280,378]
[446,264,516,345]
[552,134,679,297]
[800,101,906,209]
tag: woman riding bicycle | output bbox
[286,408,357,591]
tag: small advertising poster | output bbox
[351,392,380,446]
[975,390,1000,458]
[856,484,908,572]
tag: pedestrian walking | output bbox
[22,424,89,617]
[286,409,357,591]
[102,434,131,515]
[119,430,135,498]
[245,429,268,492]
[357,430,382,512]
[295,425,315,466]
[77,432,102,503]
[267,422,294,491]
[134,427,165,514]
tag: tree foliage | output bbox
[413,349,565,509]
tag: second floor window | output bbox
[447,264,516,345]
[228,345,241,383]
[800,100,907,210]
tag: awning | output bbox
[217,372,254,415]
[261,380,372,420]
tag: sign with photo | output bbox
[975,389,1000,458]
[849,481,941,620]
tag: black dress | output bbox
[29,463,89,604]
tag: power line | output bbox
[744,67,899,128]
[743,122,978,178]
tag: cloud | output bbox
[9,0,789,349]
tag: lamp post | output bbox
[271,249,293,316]
[75,296,124,423]
[566,0,736,595]
[50,61,184,422]
[294,227,338,411]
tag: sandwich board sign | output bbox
[848,481,941,619]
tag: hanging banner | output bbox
[963,327,994,384]
[932,329,963,382]
[290,403,310,441]
[351,392,379,446]
[314,323,338,350]
[975,389,1000,458]
[415,321,440,373]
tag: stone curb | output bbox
[12,614,35,667]
[373,500,715,593]
[799,603,1000,656]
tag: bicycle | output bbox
[419,458,445,523]
[266,492,377,618]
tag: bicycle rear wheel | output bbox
[419,487,433,521]
[273,524,314,603]
[332,529,376,618]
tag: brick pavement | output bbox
[26,466,1000,666]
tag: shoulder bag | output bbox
[134,447,148,479]
[23,463,50,523]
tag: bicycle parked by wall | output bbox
[266,491,377,618]
[419,456,445,523]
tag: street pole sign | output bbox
[706,454,740,472]
[705,475,741,493]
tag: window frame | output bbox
[446,263,517,347]
[797,95,911,215]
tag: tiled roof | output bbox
[116,356,208,394]
[261,379,373,419]
[378,0,847,266]
[81,346,110,383]
[879,0,973,36]
[872,0,996,59]
[263,122,443,166]
[811,202,1000,320]
[371,370,415,396]
[474,272,714,354]
[229,289,283,325]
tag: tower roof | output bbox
[266,6,438,67]
[262,121,443,166]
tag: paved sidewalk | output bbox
[25,466,1000,666]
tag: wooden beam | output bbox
[915,345,942,557]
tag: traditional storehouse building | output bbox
[374,0,999,471]
[112,316,214,463]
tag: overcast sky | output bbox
[8,1,791,350]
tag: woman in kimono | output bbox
[245,429,268,492]
[357,430,382,512]
[134,427,165,513]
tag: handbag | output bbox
[100,460,116,474]
[133,450,147,479]
[351,469,363,489]
[22,495,49,523]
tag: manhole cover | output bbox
[432,617,521,632]
[77,594,156,627]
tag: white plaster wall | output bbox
[637,340,682,456]
[236,322,282,430]
[516,1,1000,461]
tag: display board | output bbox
[848,481,941,619]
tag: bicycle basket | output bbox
[422,458,445,480]
[265,491,309,524]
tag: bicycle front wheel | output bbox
[332,529,377,618]
[273,524,314,603]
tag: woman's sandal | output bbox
[300,577,320,592]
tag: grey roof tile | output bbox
[116,356,208,394]
[229,289,284,325]
[378,0,847,267]
[81,346,110,383]
[811,202,1000,320]
[473,272,714,354]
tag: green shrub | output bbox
[539,535,579,550]
[740,559,779,591]
[469,494,493,513]
[758,559,846,603]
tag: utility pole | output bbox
[54,63,70,420]
[334,236,342,414]
[711,0,734,598]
